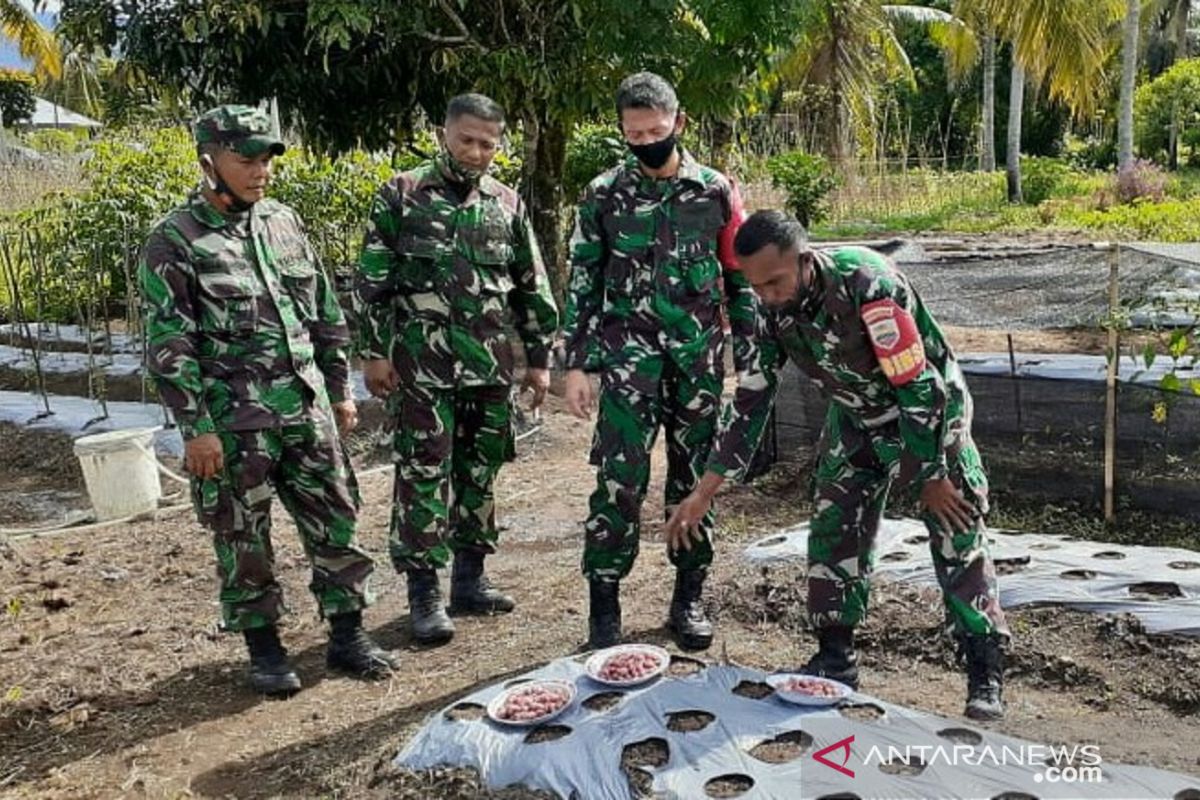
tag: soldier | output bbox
[140,105,395,696]
[666,210,1009,720]
[562,72,753,651]
[353,94,558,644]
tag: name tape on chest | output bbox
[862,299,925,386]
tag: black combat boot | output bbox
[667,568,714,651]
[243,625,302,696]
[407,569,455,644]
[326,610,398,679]
[449,551,515,615]
[802,625,860,690]
[587,579,622,650]
[960,634,1005,720]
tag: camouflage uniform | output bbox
[564,151,752,580]
[711,246,1009,639]
[140,108,374,632]
[352,154,558,571]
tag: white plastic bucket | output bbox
[72,427,163,521]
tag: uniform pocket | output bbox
[196,272,258,334]
[394,235,443,292]
[278,258,319,321]
[681,253,719,296]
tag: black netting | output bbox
[764,243,1200,520]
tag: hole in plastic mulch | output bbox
[704,773,755,798]
[523,724,571,744]
[443,702,485,722]
[666,709,716,733]
[748,730,813,763]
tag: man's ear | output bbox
[199,153,218,191]
[674,111,687,135]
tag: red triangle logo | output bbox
[812,734,856,778]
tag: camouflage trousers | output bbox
[807,403,1009,639]
[190,415,374,632]
[582,353,722,580]
[389,383,515,571]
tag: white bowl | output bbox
[765,673,853,707]
[486,679,577,726]
[585,644,671,687]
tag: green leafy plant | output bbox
[562,122,625,201]
[1019,156,1072,206]
[0,69,36,128]
[765,150,839,227]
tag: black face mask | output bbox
[628,133,677,170]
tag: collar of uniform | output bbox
[619,147,706,189]
[804,249,832,313]
[187,189,228,229]
[186,189,280,229]
[426,155,501,198]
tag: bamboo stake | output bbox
[2,232,51,416]
[1104,244,1120,527]
[1007,332,1023,445]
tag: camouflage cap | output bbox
[193,104,285,157]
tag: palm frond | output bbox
[0,0,61,80]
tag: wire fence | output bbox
[770,242,1200,523]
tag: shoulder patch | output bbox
[862,298,925,386]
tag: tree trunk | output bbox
[709,116,736,174]
[1006,60,1025,204]
[829,71,848,163]
[1167,0,1189,170]
[523,110,570,302]
[1170,105,1180,171]
[1117,0,1139,171]
[981,31,996,172]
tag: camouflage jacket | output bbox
[563,150,755,378]
[140,191,350,439]
[711,246,970,485]
[352,155,559,389]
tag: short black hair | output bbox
[615,72,678,117]
[446,93,506,130]
[734,210,809,258]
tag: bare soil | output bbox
[1,396,1199,799]
[0,423,87,525]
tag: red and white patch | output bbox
[717,177,746,272]
[862,299,926,385]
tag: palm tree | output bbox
[42,42,104,118]
[771,0,977,164]
[0,0,61,81]
[1118,0,1140,170]
[975,0,1123,202]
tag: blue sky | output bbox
[0,0,60,72]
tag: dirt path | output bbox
[1,397,1198,799]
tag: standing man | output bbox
[562,72,753,651]
[666,210,1009,720]
[140,105,395,696]
[353,94,558,644]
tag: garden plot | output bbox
[0,344,148,401]
[0,389,182,457]
[744,519,1200,636]
[0,322,141,354]
[398,653,1200,799]
[890,238,1191,330]
[957,351,1199,386]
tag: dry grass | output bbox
[0,161,83,215]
